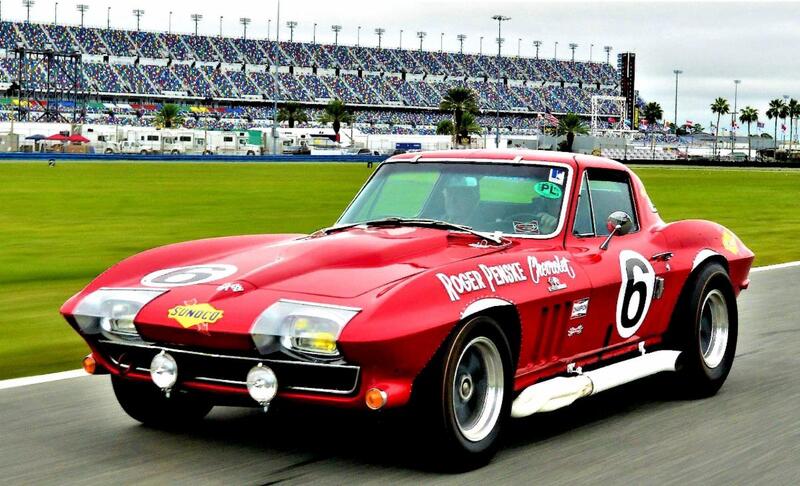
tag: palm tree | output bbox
[556,113,589,152]
[154,103,185,129]
[642,101,663,126]
[738,106,758,161]
[691,123,704,134]
[439,87,480,139]
[766,98,786,147]
[788,98,800,152]
[710,97,730,159]
[276,102,308,128]
[436,119,454,137]
[436,113,482,145]
[318,99,353,142]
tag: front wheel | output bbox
[111,375,213,428]
[669,263,738,398]
[413,315,513,469]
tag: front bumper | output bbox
[92,339,364,404]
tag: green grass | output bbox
[0,162,798,380]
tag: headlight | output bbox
[250,300,360,357]
[73,288,166,339]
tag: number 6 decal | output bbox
[615,250,655,339]
[141,264,238,288]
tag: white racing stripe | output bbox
[1,260,799,392]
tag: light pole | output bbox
[731,79,741,150]
[286,21,296,42]
[479,36,483,55]
[331,24,341,46]
[399,29,403,49]
[673,69,682,130]
[569,43,578,61]
[23,0,34,23]
[168,11,172,34]
[533,40,541,59]
[517,38,521,57]
[554,41,558,59]
[417,31,425,51]
[440,32,443,53]
[267,19,271,40]
[375,28,385,49]
[357,25,361,47]
[53,1,56,24]
[191,14,202,36]
[604,45,612,64]
[492,14,510,149]
[77,4,88,27]
[457,34,466,54]
[132,9,144,31]
[106,6,110,30]
[271,0,281,155]
[589,43,594,62]
[313,23,317,44]
[240,17,251,40]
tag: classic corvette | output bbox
[61,150,753,466]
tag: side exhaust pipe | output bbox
[511,350,681,418]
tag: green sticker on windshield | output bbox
[534,182,563,199]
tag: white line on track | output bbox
[749,260,800,273]
[1,259,799,391]
[0,369,87,391]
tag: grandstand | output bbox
[0,20,632,135]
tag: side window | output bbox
[573,173,594,236]
[574,170,639,237]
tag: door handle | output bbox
[650,251,673,262]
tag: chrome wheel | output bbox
[699,289,729,369]
[451,336,504,443]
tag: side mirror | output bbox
[600,211,633,250]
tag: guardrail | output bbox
[0,152,387,163]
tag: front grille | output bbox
[96,340,360,395]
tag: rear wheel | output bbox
[111,375,213,427]
[669,263,738,398]
[413,315,513,470]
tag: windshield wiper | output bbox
[315,217,506,245]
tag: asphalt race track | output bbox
[2,266,798,485]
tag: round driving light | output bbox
[365,388,387,410]
[82,354,96,375]
[150,351,178,390]
[246,364,278,406]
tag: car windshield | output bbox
[338,162,570,237]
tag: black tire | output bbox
[171,149,180,155]
[104,148,113,154]
[412,315,513,470]
[140,150,148,155]
[111,375,213,427]
[668,262,738,398]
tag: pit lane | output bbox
[1,266,798,484]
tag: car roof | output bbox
[386,149,628,172]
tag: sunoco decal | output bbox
[437,256,577,302]
[168,301,224,329]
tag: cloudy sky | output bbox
[3,0,799,131]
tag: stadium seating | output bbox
[0,20,632,135]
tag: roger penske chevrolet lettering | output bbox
[61,150,754,469]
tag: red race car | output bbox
[61,150,753,467]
